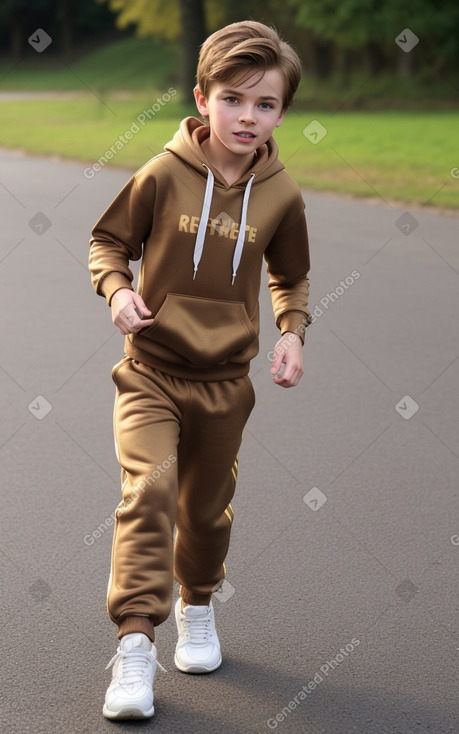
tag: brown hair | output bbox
[196,21,302,110]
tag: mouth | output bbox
[233,131,256,141]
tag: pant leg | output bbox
[108,357,186,638]
[174,374,255,605]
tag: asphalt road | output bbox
[1,150,458,734]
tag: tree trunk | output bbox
[311,38,334,79]
[366,41,385,76]
[59,0,74,62]
[339,47,355,87]
[397,48,416,79]
[11,14,23,62]
[179,0,207,105]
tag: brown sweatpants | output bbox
[108,356,255,642]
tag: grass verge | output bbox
[1,93,457,209]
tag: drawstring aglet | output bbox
[231,273,236,286]
[193,267,197,280]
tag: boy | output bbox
[89,20,312,720]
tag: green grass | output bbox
[276,109,458,208]
[0,92,457,209]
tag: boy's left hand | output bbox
[270,332,304,388]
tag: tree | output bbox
[0,0,116,62]
[101,0,226,101]
[284,0,459,80]
[179,0,207,103]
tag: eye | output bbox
[259,102,273,110]
[224,96,239,104]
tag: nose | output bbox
[238,105,256,124]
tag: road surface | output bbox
[0,150,458,733]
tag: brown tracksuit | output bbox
[89,116,312,641]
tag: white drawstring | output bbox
[231,173,255,285]
[193,165,214,280]
[192,166,255,285]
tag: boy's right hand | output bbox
[111,288,154,335]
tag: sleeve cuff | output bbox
[99,272,133,305]
[278,311,312,344]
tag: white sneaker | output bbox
[174,598,222,673]
[103,632,165,719]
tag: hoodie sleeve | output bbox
[264,189,312,343]
[88,173,155,305]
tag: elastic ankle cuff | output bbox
[180,587,212,607]
[118,615,155,642]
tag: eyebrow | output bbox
[220,88,281,102]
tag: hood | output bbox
[164,116,284,188]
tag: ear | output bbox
[275,108,288,128]
[194,86,209,119]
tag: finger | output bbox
[276,359,296,382]
[132,294,152,317]
[118,309,139,331]
[270,352,283,375]
[117,321,130,335]
[130,318,154,332]
[274,365,302,387]
[272,363,286,381]
[119,305,141,330]
[274,375,295,387]
[134,305,153,320]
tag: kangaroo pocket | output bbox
[135,293,257,369]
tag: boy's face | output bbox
[194,68,287,161]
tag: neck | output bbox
[201,138,255,186]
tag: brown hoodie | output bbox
[89,116,312,380]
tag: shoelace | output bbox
[183,612,212,645]
[105,647,167,681]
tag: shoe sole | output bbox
[102,703,154,719]
[174,653,222,674]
